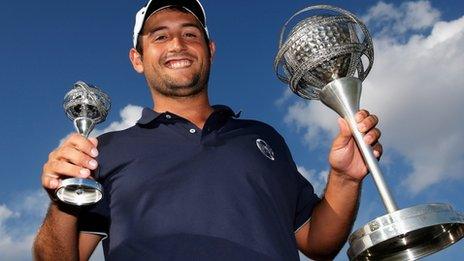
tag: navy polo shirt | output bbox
[79,105,320,260]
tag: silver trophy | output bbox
[274,5,464,260]
[57,81,111,206]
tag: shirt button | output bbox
[165,114,172,119]
[189,128,196,134]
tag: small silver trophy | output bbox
[57,81,111,206]
[274,5,464,260]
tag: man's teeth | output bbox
[167,60,192,69]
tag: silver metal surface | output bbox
[56,178,103,206]
[73,117,96,138]
[348,204,464,260]
[63,81,110,138]
[274,4,396,215]
[274,5,373,100]
[273,4,464,260]
[319,77,398,213]
[57,81,111,206]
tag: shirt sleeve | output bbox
[77,192,110,238]
[293,171,320,232]
[275,131,321,232]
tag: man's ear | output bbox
[129,48,144,74]
[208,41,216,62]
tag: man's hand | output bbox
[34,134,100,260]
[329,109,382,182]
[296,110,383,259]
[42,133,99,196]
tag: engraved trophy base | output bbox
[348,203,464,260]
[56,178,103,206]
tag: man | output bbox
[34,0,382,260]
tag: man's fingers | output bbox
[337,118,351,137]
[89,137,98,148]
[355,110,369,122]
[41,133,99,197]
[363,128,381,145]
[331,118,354,150]
[373,143,383,158]
[357,114,378,133]
[42,173,61,190]
[333,111,382,151]
[65,133,99,158]
[44,160,91,179]
[58,146,98,170]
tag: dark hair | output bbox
[135,6,210,55]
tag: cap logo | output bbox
[256,139,275,161]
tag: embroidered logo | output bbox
[256,139,275,161]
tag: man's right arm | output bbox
[33,203,79,260]
[33,134,101,260]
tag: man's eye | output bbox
[148,33,167,42]
[185,33,198,38]
[154,35,167,41]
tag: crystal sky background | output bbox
[0,0,463,260]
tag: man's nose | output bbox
[168,36,187,52]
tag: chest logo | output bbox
[256,139,275,161]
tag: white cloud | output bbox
[297,166,328,197]
[0,190,48,260]
[91,104,143,137]
[60,104,143,145]
[0,205,17,220]
[0,189,106,260]
[285,101,338,149]
[282,1,464,194]
[363,1,441,36]
[275,88,294,107]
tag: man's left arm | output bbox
[296,110,382,260]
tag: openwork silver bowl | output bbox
[63,81,110,125]
[274,5,373,100]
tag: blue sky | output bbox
[0,0,463,260]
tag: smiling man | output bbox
[34,1,382,260]
[132,6,213,100]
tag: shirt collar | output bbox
[137,105,240,125]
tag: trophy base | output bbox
[347,203,464,260]
[55,178,103,206]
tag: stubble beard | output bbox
[149,64,210,98]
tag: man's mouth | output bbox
[165,59,193,69]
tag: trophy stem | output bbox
[319,77,398,213]
[73,117,95,138]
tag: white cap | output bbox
[133,0,209,48]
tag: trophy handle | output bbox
[319,77,398,213]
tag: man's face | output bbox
[133,8,214,98]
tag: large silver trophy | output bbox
[56,81,110,206]
[274,5,464,260]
